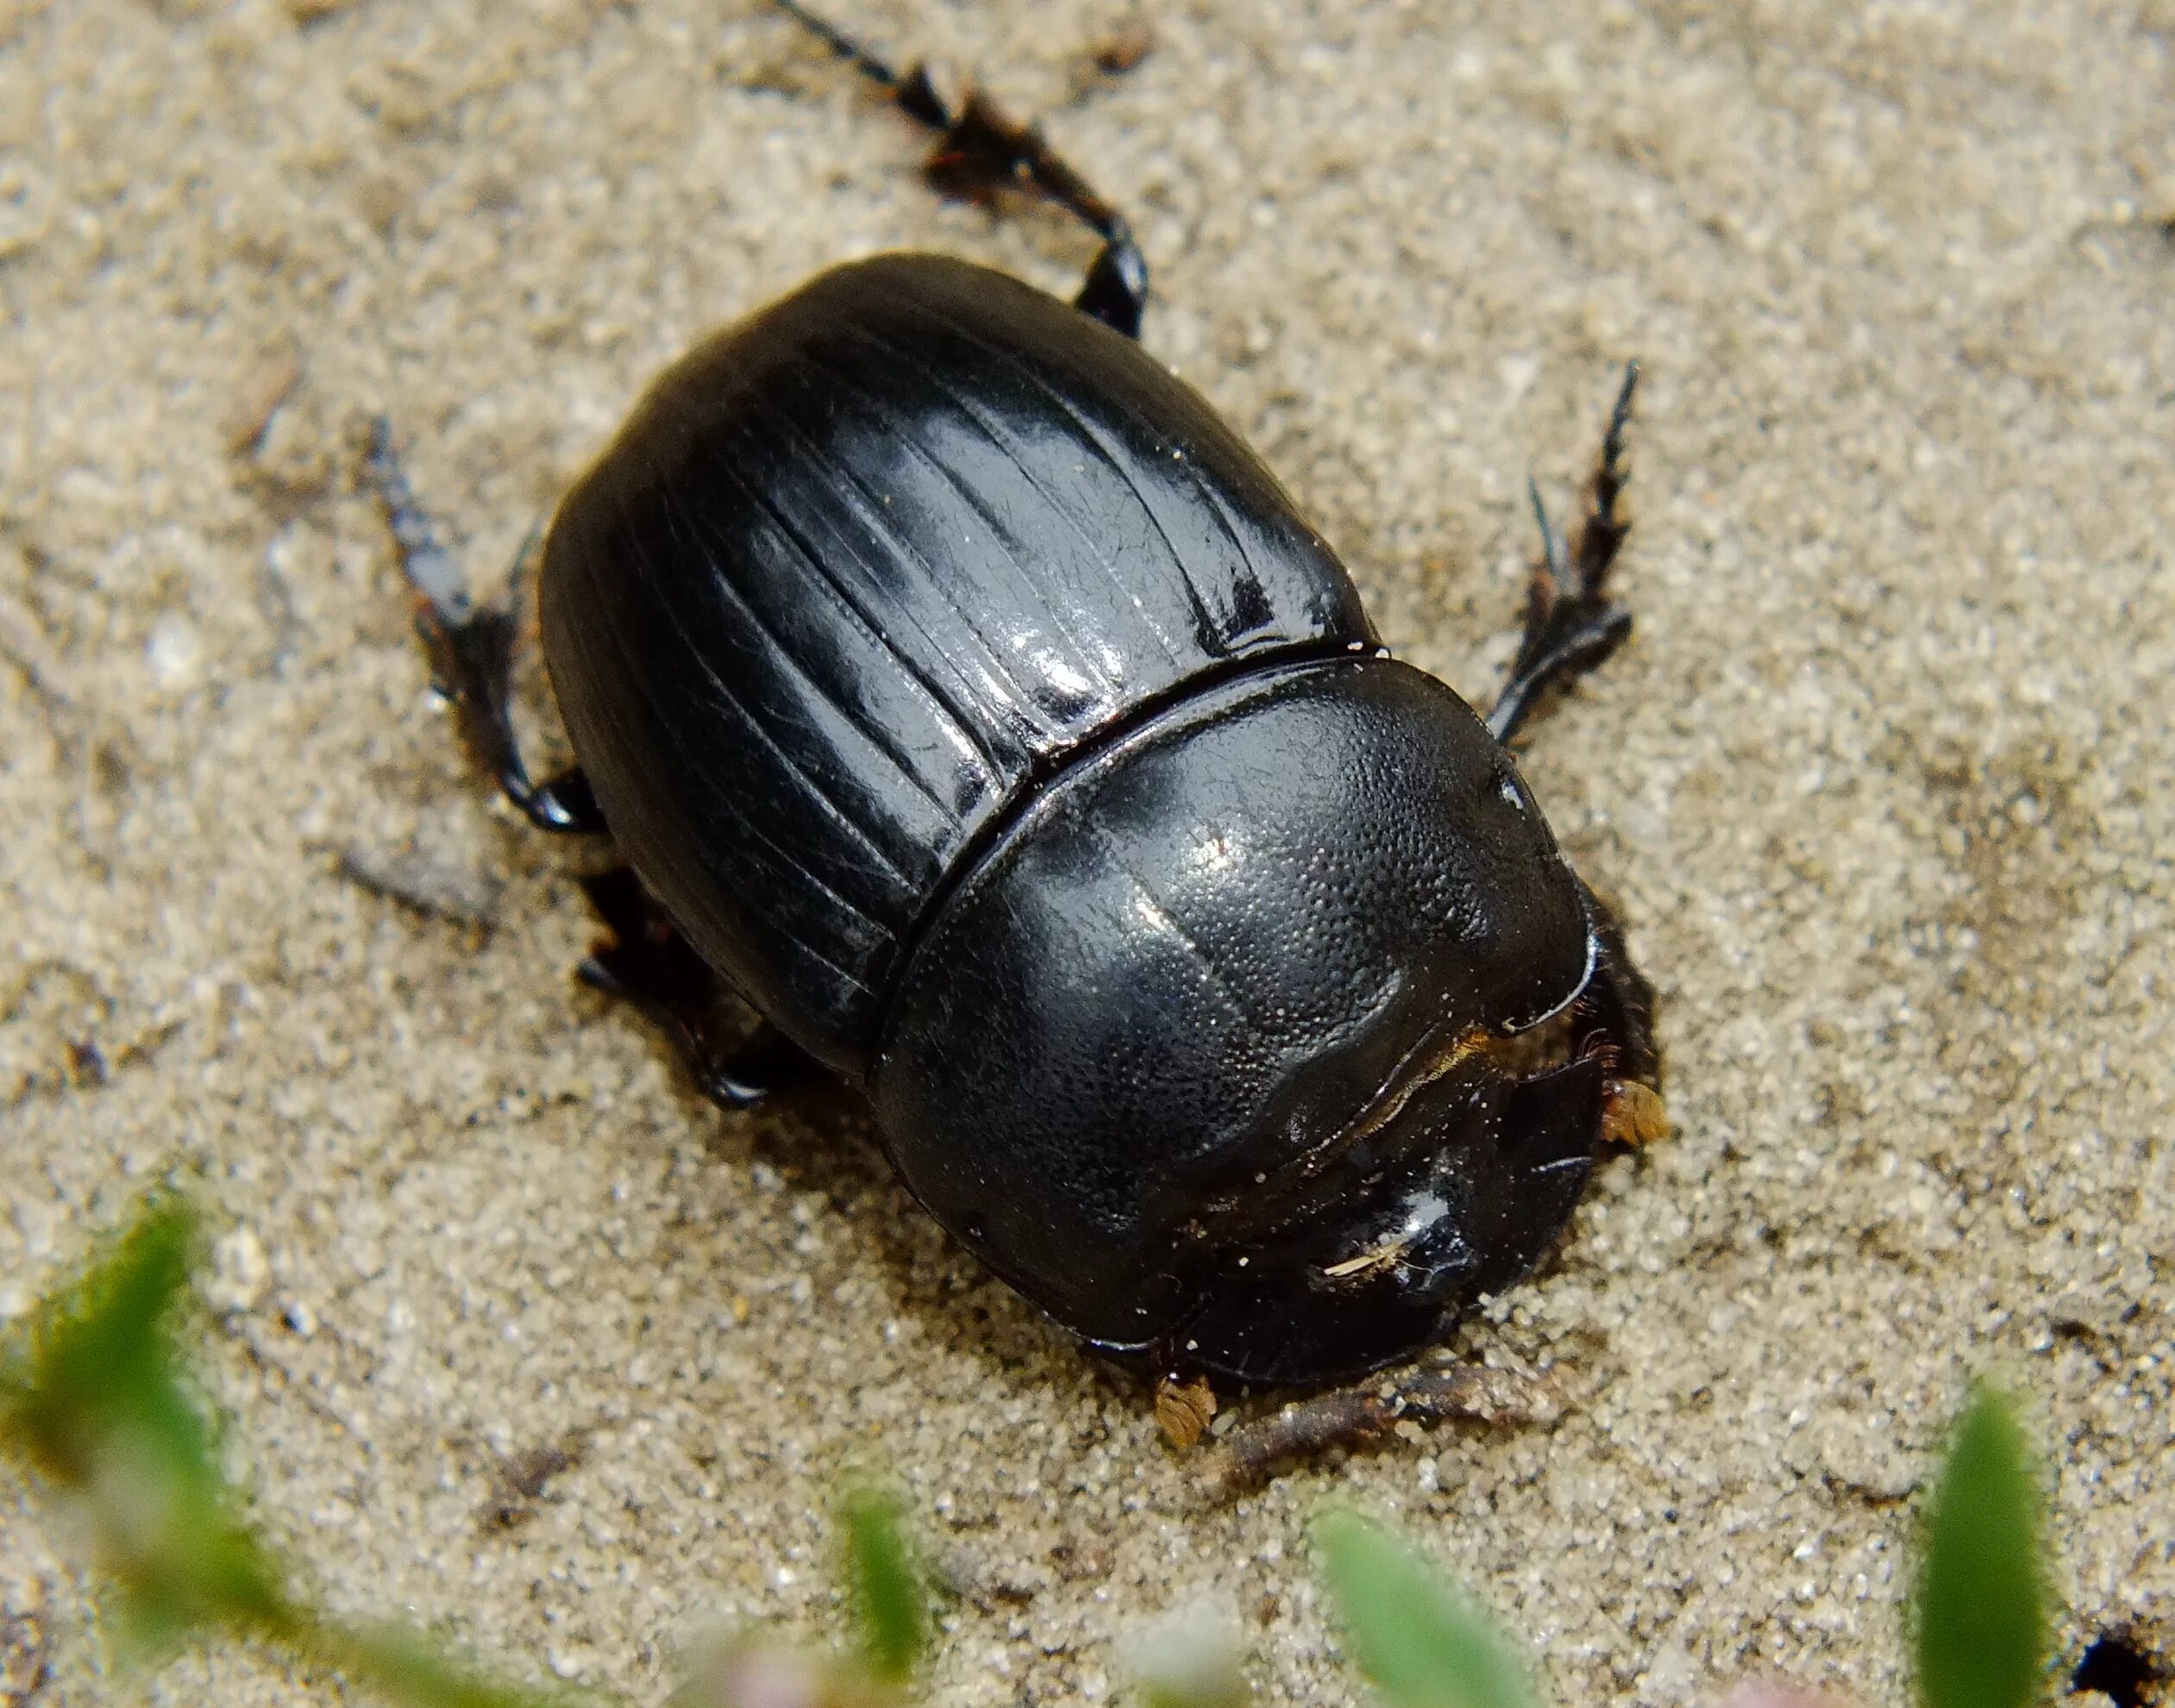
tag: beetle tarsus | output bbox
[519,767,605,835]
[367,419,605,835]
[1578,360,1639,591]
[576,868,820,1111]
[772,0,908,92]
[774,0,1150,338]
[1074,223,1148,338]
[1207,1364,1565,1493]
[1487,361,1641,743]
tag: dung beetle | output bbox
[368,4,1662,1417]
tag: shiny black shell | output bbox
[542,253,1374,1075]
[541,253,1611,1384]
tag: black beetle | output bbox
[368,5,1661,1411]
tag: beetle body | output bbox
[536,253,1644,1385]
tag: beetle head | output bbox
[1143,945,1650,1385]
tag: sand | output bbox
[3,1,2172,1704]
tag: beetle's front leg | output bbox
[1487,363,1641,744]
[576,868,824,1111]
[366,419,602,835]
[775,0,1150,338]
[1206,1364,1567,1493]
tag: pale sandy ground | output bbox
[3,2,2172,1705]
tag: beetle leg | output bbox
[1486,362,1641,744]
[1206,1364,1564,1492]
[774,0,1150,338]
[1570,873,1663,1091]
[575,868,822,1110]
[366,419,604,835]
[1570,878,1668,1150]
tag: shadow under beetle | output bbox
[369,4,1664,1415]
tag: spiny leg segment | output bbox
[1487,362,1640,744]
[366,420,601,835]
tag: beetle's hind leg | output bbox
[1486,363,1641,744]
[367,420,602,835]
[775,0,1150,338]
[576,868,822,1110]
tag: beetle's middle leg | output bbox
[576,868,822,1110]
[1486,362,1641,744]
[367,420,602,835]
[775,0,1150,338]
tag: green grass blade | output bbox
[840,1485,925,1683]
[0,1204,202,1485]
[2,1203,599,1707]
[1313,1511,1539,1708]
[0,1204,294,1649]
[1915,1386,2046,1708]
